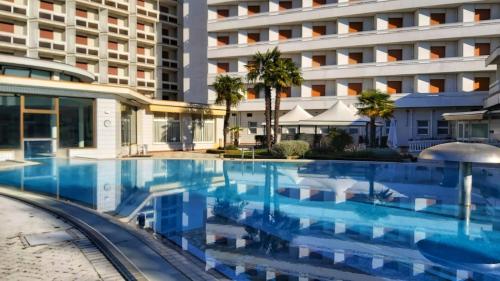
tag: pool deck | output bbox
[0,195,123,281]
[0,186,228,281]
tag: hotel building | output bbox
[0,0,223,160]
[207,0,500,150]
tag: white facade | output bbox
[207,0,499,147]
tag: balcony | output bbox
[76,44,99,57]
[38,38,65,53]
[108,24,129,39]
[75,17,99,34]
[39,10,65,27]
[108,49,129,62]
[137,54,155,66]
[137,78,155,88]
[208,0,485,32]
[162,81,178,92]
[0,0,27,20]
[137,30,155,43]
[108,74,129,85]
[0,32,26,50]
[161,35,178,48]
[159,13,178,26]
[137,5,159,22]
[161,58,178,70]
[208,20,500,59]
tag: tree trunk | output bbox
[265,86,273,152]
[370,117,376,148]
[274,89,281,144]
[223,100,231,149]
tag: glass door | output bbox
[22,96,58,158]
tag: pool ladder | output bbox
[240,147,255,160]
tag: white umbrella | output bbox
[387,118,398,149]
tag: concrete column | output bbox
[375,46,387,62]
[65,0,77,65]
[27,0,40,58]
[302,0,312,8]
[334,221,346,234]
[334,250,345,264]
[155,21,163,100]
[129,0,138,88]
[375,14,388,30]
[302,22,312,38]
[237,31,247,44]
[269,0,279,12]
[416,9,430,26]
[181,114,193,150]
[460,4,475,22]
[238,2,247,16]
[269,26,279,41]
[98,8,109,83]
[78,105,85,147]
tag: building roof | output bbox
[300,101,369,126]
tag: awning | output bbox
[149,105,226,116]
[299,101,370,126]
[442,110,487,121]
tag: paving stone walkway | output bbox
[0,195,124,281]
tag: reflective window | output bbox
[24,113,56,138]
[3,67,30,77]
[471,123,488,139]
[154,113,181,143]
[31,69,52,80]
[24,95,56,110]
[193,114,214,143]
[417,120,429,135]
[121,104,137,146]
[59,97,94,148]
[0,95,20,149]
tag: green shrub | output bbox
[224,144,238,150]
[328,129,353,152]
[271,141,310,158]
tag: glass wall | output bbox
[59,97,94,148]
[193,114,214,143]
[0,95,20,149]
[121,104,137,146]
[154,113,181,143]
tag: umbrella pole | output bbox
[458,162,472,209]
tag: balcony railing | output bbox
[39,10,65,24]
[108,23,129,37]
[161,35,178,47]
[162,58,178,69]
[108,49,129,60]
[137,30,155,42]
[0,32,26,47]
[409,139,453,153]
[76,44,99,56]
[137,78,155,88]
[208,19,500,51]
[137,54,155,65]
[76,16,99,31]
[39,38,65,51]
[137,5,158,19]
[0,1,26,17]
[108,74,128,85]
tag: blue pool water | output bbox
[0,158,499,280]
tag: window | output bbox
[137,0,145,6]
[349,128,359,135]
[60,73,80,82]
[247,33,260,44]
[39,29,54,40]
[312,25,326,37]
[40,1,53,11]
[76,8,87,18]
[387,81,402,94]
[217,9,229,19]
[312,55,326,68]
[154,113,181,143]
[286,127,297,135]
[108,66,118,75]
[137,46,145,55]
[437,120,449,135]
[31,69,52,80]
[312,85,326,97]
[475,9,490,22]
[59,97,94,148]
[137,23,145,31]
[348,22,363,33]
[248,122,258,134]
[279,30,292,41]
[108,16,118,25]
[278,87,291,98]
[417,120,429,135]
[279,1,292,11]
[348,83,362,96]
[0,22,14,33]
[385,120,391,135]
[474,77,490,92]
[429,79,445,93]
[3,67,30,78]
[475,43,490,56]
[430,13,446,25]
[217,36,229,46]
[313,0,326,7]
[388,17,403,29]
[25,95,55,110]
[76,35,88,45]
[247,88,257,100]
[348,52,363,64]
[387,49,402,62]
[430,46,446,60]
[137,70,145,79]
[471,123,488,138]
[76,62,88,71]
[0,94,20,149]
[217,62,229,73]
[108,41,118,50]
[193,115,214,142]
[247,5,260,15]
[121,104,137,145]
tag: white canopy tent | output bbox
[299,101,370,126]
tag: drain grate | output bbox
[23,230,74,246]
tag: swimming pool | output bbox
[0,158,499,280]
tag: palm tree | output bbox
[214,75,245,148]
[272,58,303,143]
[246,48,281,151]
[357,89,395,147]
